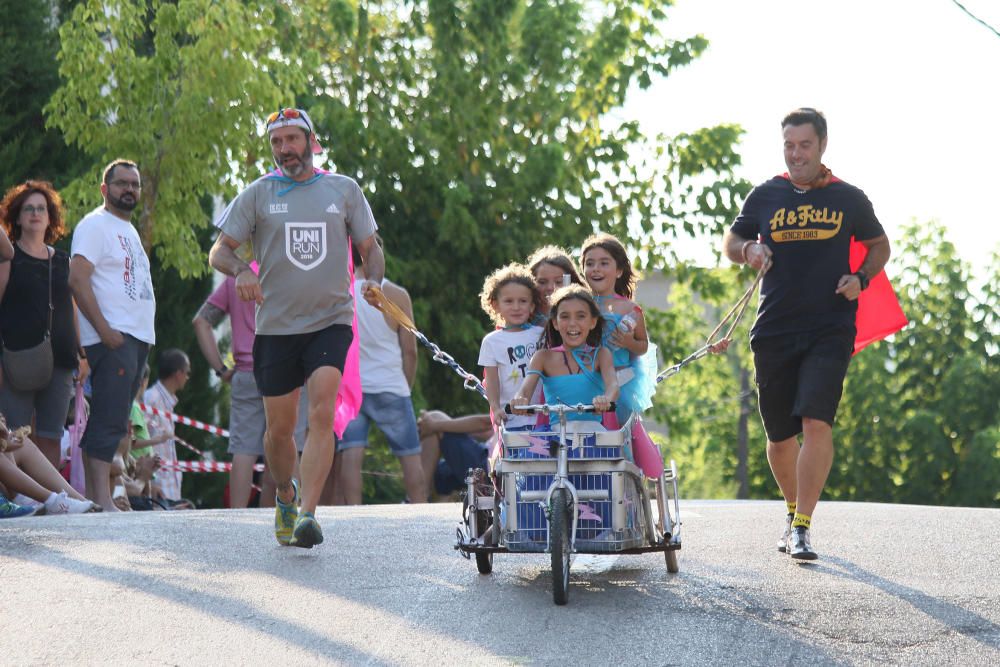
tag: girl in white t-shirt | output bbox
[477,263,546,429]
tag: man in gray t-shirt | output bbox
[210,107,385,549]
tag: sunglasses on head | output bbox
[266,108,311,132]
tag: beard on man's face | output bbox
[108,191,138,212]
[275,145,311,178]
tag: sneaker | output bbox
[789,526,818,560]
[777,514,793,553]
[274,479,300,546]
[290,511,323,549]
[44,491,97,515]
[0,493,36,519]
[13,494,45,513]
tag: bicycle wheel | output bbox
[550,487,571,605]
[476,550,493,574]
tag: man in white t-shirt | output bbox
[69,159,156,511]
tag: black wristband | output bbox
[214,365,230,378]
[854,270,870,291]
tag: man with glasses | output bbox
[722,108,891,560]
[210,107,384,548]
[69,159,156,511]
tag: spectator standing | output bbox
[722,108,891,560]
[0,181,88,467]
[143,349,190,503]
[69,160,155,511]
[210,106,383,548]
[193,264,278,508]
[335,236,423,504]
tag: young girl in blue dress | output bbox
[580,232,661,477]
[511,286,619,420]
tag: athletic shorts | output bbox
[80,335,150,463]
[751,325,854,442]
[0,366,75,440]
[433,433,488,495]
[338,391,420,456]
[252,323,352,397]
[227,370,267,457]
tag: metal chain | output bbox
[656,260,770,384]
[367,286,488,400]
[412,330,488,399]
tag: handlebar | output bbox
[504,402,616,415]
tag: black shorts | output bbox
[252,323,353,397]
[751,326,854,442]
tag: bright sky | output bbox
[625,0,1000,279]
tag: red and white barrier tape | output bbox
[160,460,265,473]
[172,435,207,458]
[160,460,401,479]
[139,404,229,438]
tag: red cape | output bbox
[778,174,908,353]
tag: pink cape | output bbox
[264,168,363,436]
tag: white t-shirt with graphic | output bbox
[478,326,544,429]
[216,172,378,335]
[71,206,156,345]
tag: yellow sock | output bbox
[786,501,797,516]
[792,512,811,529]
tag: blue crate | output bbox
[502,431,627,461]
[505,471,645,552]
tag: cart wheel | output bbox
[665,547,679,574]
[476,551,493,574]
[550,487,571,605]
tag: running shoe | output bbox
[0,493,36,519]
[789,526,818,560]
[44,491,99,515]
[777,513,793,553]
[290,511,323,549]
[274,479,300,546]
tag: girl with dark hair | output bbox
[526,245,585,319]
[580,232,662,477]
[511,286,618,423]
[0,181,87,468]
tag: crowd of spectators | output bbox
[0,161,505,518]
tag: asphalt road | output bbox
[1,501,998,666]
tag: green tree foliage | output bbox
[47,0,302,276]
[44,1,749,504]
[645,266,769,500]
[281,0,748,413]
[0,0,87,188]
[656,221,1000,506]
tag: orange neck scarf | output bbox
[790,164,833,191]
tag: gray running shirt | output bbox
[217,172,377,335]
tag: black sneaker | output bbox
[777,514,793,553]
[789,526,817,560]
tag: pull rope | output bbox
[656,259,770,383]
[366,286,488,399]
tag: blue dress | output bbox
[526,348,604,423]
[599,311,658,416]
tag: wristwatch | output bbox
[854,269,870,291]
[214,364,230,378]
